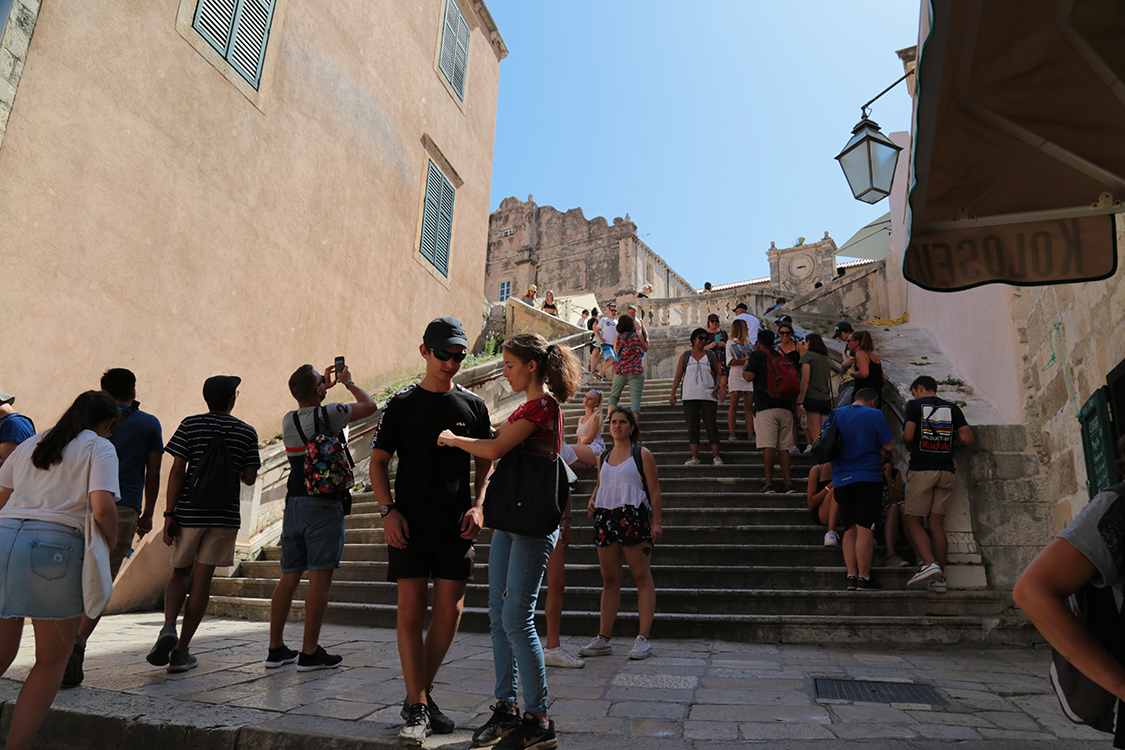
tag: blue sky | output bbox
[485,1,921,287]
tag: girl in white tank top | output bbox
[579,407,663,662]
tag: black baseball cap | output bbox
[203,375,241,404]
[832,321,854,340]
[424,317,468,351]
[733,302,748,312]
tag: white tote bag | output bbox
[82,441,114,618]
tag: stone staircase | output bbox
[209,377,1034,645]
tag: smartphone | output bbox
[335,356,345,376]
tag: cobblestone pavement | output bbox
[0,613,1110,748]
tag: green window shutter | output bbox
[420,162,454,277]
[439,0,469,99]
[193,0,276,89]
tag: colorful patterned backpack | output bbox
[291,406,354,497]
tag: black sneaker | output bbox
[146,625,178,666]
[398,702,432,747]
[62,637,84,688]
[496,714,557,750]
[296,645,342,671]
[264,645,299,668]
[472,703,521,748]
[845,575,858,591]
[166,649,198,674]
[400,688,454,734]
[857,577,883,591]
[781,482,796,494]
[761,482,777,493]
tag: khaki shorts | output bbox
[905,470,954,517]
[171,526,239,568]
[753,408,795,450]
[109,506,139,580]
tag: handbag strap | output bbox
[85,437,97,535]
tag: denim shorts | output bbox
[280,497,346,574]
[0,518,85,619]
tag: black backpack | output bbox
[189,434,239,510]
[1050,480,1125,746]
[809,409,844,464]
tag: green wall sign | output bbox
[1078,386,1117,498]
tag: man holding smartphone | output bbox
[265,360,376,670]
[369,318,493,746]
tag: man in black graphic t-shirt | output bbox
[370,318,492,744]
[902,375,974,591]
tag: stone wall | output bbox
[486,196,694,308]
[785,259,890,324]
[505,297,586,341]
[0,0,38,147]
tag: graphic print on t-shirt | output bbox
[918,404,954,454]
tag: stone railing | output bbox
[640,284,785,329]
[506,297,586,340]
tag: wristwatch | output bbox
[380,504,397,517]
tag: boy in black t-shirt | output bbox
[902,375,974,591]
[370,318,492,746]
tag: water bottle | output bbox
[800,410,808,429]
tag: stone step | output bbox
[212,577,1010,618]
[337,525,850,546]
[349,494,816,515]
[207,597,1037,646]
[343,507,816,530]
[257,543,900,567]
[237,560,925,590]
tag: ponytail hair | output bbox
[32,390,118,470]
[503,333,582,403]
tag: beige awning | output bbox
[839,213,892,260]
[904,0,1124,291]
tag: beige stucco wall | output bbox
[0,0,503,437]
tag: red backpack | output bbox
[764,350,801,401]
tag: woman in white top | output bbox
[579,407,662,661]
[669,327,722,465]
[725,318,754,443]
[559,389,606,469]
[0,390,120,750]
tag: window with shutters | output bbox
[192,0,276,89]
[499,281,511,302]
[438,0,470,100]
[419,161,455,277]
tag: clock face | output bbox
[786,253,815,280]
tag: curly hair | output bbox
[503,333,582,403]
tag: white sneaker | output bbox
[908,562,943,588]
[712,456,724,465]
[543,647,586,668]
[628,635,653,660]
[577,635,612,657]
[804,445,813,453]
[789,446,800,455]
[823,530,841,547]
[684,457,701,466]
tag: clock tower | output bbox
[767,233,838,295]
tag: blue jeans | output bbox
[280,497,346,574]
[489,529,558,716]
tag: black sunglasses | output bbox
[431,349,468,362]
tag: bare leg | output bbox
[302,569,335,654]
[177,562,217,652]
[596,545,624,638]
[905,514,935,565]
[423,578,468,689]
[842,526,858,577]
[0,617,25,676]
[268,571,302,649]
[544,543,566,650]
[163,564,194,627]
[885,504,900,555]
[727,393,740,438]
[763,447,776,485]
[5,617,81,750]
[929,513,948,570]
[622,543,655,638]
[569,443,599,468]
[397,578,431,707]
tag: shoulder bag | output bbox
[82,439,114,618]
[484,402,568,537]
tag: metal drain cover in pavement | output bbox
[815,678,947,706]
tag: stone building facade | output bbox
[0,0,506,432]
[486,196,695,308]
[766,233,839,295]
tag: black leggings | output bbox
[684,400,719,446]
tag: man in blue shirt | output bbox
[64,368,164,686]
[0,385,35,470]
[830,388,895,591]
